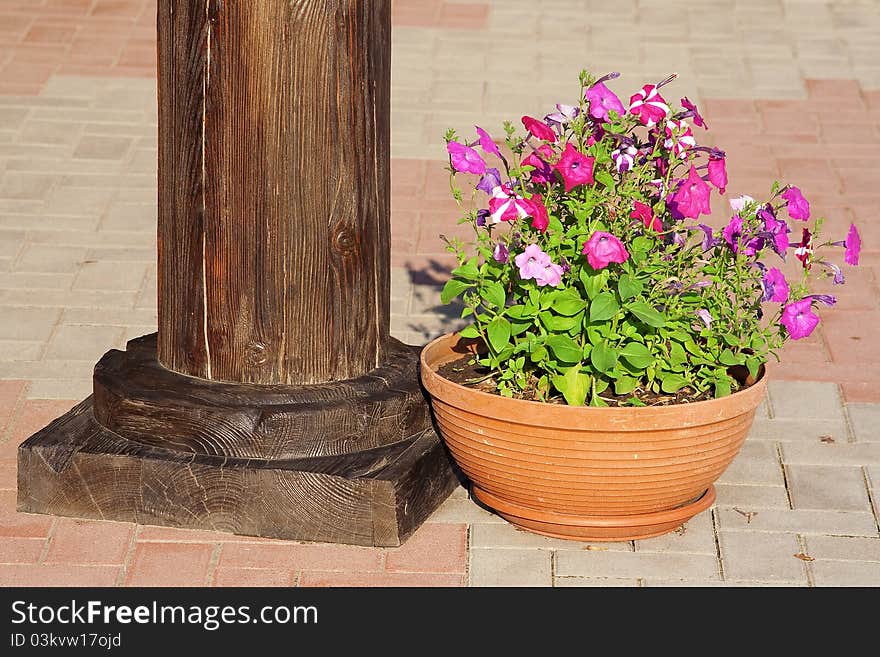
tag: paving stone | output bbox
[471,522,634,552]
[0,306,59,341]
[715,483,791,509]
[0,173,57,200]
[124,542,215,587]
[716,440,785,486]
[554,549,720,582]
[781,443,880,466]
[469,548,552,587]
[554,577,640,587]
[767,380,846,421]
[718,531,807,583]
[716,507,878,537]
[848,404,880,442]
[44,323,124,360]
[810,560,880,586]
[785,465,872,512]
[803,535,880,562]
[634,508,717,554]
[25,378,92,400]
[101,201,156,231]
[426,496,506,524]
[73,260,147,290]
[747,417,851,443]
[14,243,87,274]
[385,523,467,574]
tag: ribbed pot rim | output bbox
[420,332,767,430]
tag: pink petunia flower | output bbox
[581,231,629,270]
[535,261,565,287]
[585,82,625,122]
[522,144,555,184]
[629,84,671,127]
[525,194,550,233]
[522,116,557,143]
[707,156,727,194]
[780,298,820,340]
[681,97,708,129]
[669,166,712,219]
[630,201,662,232]
[762,267,790,303]
[782,186,810,221]
[553,142,595,192]
[447,141,486,175]
[515,244,551,282]
[474,125,501,158]
[845,223,861,265]
[488,184,532,224]
[664,119,696,159]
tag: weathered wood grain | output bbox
[18,399,459,546]
[158,0,391,385]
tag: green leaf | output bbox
[542,313,582,332]
[552,290,586,316]
[486,317,511,353]
[590,342,618,373]
[551,366,590,406]
[441,279,470,305]
[457,323,480,339]
[714,378,732,398]
[619,341,653,369]
[594,169,615,189]
[546,335,582,363]
[614,376,639,395]
[579,268,609,300]
[451,260,479,281]
[589,292,620,322]
[626,301,666,328]
[660,373,690,393]
[506,305,536,320]
[670,341,687,366]
[481,281,507,310]
[719,349,740,366]
[617,274,643,301]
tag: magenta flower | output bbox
[782,186,810,221]
[794,227,813,270]
[522,144,555,184]
[629,84,670,127]
[612,145,637,173]
[475,125,501,158]
[845,223,861,265]
[780,298,820,340]
[681,97,707,129]
[447,141,486,175]
[762,267,790,303]
[515,244,562,286]
[761,210,790,257]
[522,115,556,143]
[553,142,595,192]
[722,215,744,253]
[525,194,549,233]
[493,242,510,264]
[663,119,696,159]
[476,167,502,195]
[630,201,661,232]
[707,156,727,194]
[582,231,629,270]
[488,184,531,223]
[669,166,712,219]
[585,82,625,121]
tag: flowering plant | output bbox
[440,70,862,407]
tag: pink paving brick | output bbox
[0,380,26,435]
[0,537,46,564]
[212,567,295,587]
[384,523,467,574]
[0,564,120,587]
[7,399,78,443]
[0,490,54,538]
[299,571,465,587]
[124,542,216,587]
[43,518,135,565]
[219,542,384,572]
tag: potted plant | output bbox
[419,70,863,541]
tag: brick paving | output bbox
[1,0,879,587]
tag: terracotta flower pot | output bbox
[420,332,767,541]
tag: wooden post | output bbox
[16,0,459,547]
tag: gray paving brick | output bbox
[634,508,716,554]
[0,231,24,257]
[716,507,878,537]
[715,483,791,509]
[42,186,116,217]
[0,340,43,361]
[0,307,60,341]
[811,560,880,586]
[847,404,880,442]
[786,465,871,512]
[0,272,74,290]
[14,244,87,274]
[554,577,640,587]
[26,379,92,401]
[718,531,807,583]
[44,324,124,361]
[803,535,880,562]
[0,288,136,309]
[747,417,850,443]
[73,261,148,291]
[717,440,784,486]
[767,381,845,421]
[18,120,83,147]
[471,522,634,552]
[0,173,57,201]
[469,548,552,587]
[554,549,720,581]
[425,497,505,525]
[868,466,879,489]
[101,202,156,232]
[781,443,880,466]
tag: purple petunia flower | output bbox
[782,186,810,221]
[612,145,638,173]
[696,224,721,251]
[476,209,490,226]
[493,242,510,264]
[476,167,502,195]
[544,103,580,130]
[780,298,820,340]
[820,260,845,285]
[807,294,837,307]
[722,215,744,253]
[521,144,555,184]
[696,308,713,328]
